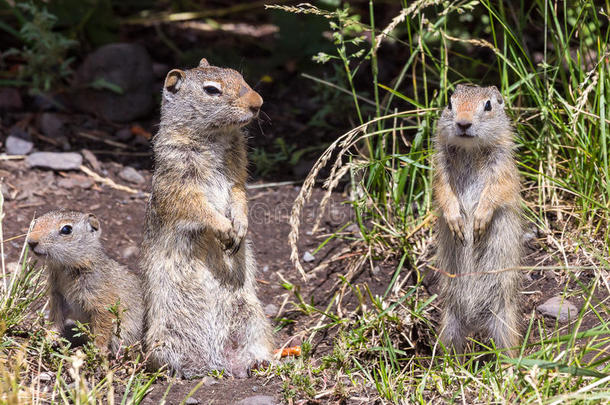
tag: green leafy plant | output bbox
[2,2,77,93]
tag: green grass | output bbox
[272,0,610,403]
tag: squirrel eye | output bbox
[484,100,492,111]
[59,225,72,235]
[203,85,222,96]
[447,100,452,110]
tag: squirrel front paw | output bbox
[214,216,243,255]
[229,212,248,256]
[473,204,494,242]
[444,204,465,244]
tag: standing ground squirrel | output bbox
[433,84,523,355]
[141,58,273,378]
[27,210,144,354]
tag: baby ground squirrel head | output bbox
[161,58,263,132]
[27,210,102,267]
[437,84,511,149]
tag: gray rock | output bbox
[37,371,53,382]
[74,43,154,122]
[0,88,23,110]
[236,395,277,405]
[6,127,33,155]
[252,385,258,392]
[302,251,315,263]
[26,152,82,171]
[264,303,278,317]
[537,296,579,323]
[81,149,101,172]
[39,113,67,138]
[118,166,145,184]
[235,395,277,405]
[121,245,139,260]
[184,398,199,405]
[201,376,218,386]
[114,127,132,142]
[57,175,93,190]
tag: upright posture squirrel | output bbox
[141,58,273,378]
[27,210,144,354]
[433,84,523,355]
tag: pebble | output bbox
[252,385,258,392]
[201,376,218,386]
[302,251,315,263]
[26,152,82,171]
[184,398,199,405]
[6,127,33,155]
[0,87,23,110]
[81,149,102,172]
[39,113,66,138]
[235,395,277,405]
[37,371,53,382]
[261,265,269,273]
[264,303,278,317]
[121,245,139,260]
[118,166,145,184]
[57,175,93,190]
[537,296,579,323]
[115,127,133,142]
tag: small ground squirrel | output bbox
[141,58,273,378]
[27,210,144,354]
[433,84,523,355]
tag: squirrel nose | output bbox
[27,239,38,250]
[456,121,472,131]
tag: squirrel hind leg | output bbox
[487,308,521,357]
[439,310,467,355]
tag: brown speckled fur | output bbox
[141,59,273,378]
[27,210,144,354]
[433,84,523,355]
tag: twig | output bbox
[79,165,147,196]
[246,180,302,190]
[0,154,25,160]
[76,131,131,149]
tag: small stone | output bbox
[57,175,93,190]
[302,251,315,263]
[345,224,360,234]
[37,371,53,382]
[0,88,23,110]
[115,127,132,142]
[6,127,33,155]
[39,113,66,138]
[252,385,258,392]
[81,149,101,173]
[201,376,218,386]
[236,395,277,405]
[264,303,278,317]
[261,265,269,273]
[537,296,579,323]
[121,245,139,260]
[118,166,145,184]
[26,152,82,171]
[184,398,199,405]
[1,183,13,201]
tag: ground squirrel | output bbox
[27,210,144,354]
[433,84,523,355]
[141,58,273,378]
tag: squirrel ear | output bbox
[489,86,504,105]
[86,214,100,232]
[199,58,210,67]
[165,69,186,94]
